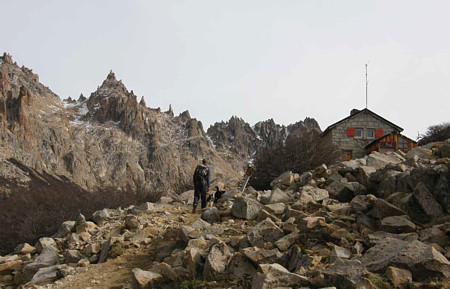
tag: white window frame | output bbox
[365,128,375,139]
[355,128,363,138]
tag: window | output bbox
[355,128,363,138]
[398,137,409,149]
[365,129,375,138]
[381,142,396,148]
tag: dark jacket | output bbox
[193,165,211,188]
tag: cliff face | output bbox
[0,53,240,199]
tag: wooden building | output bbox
[365,131,418,154]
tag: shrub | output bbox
[418,122,450,145]
[249,132,339,190]
[0,159,160,255]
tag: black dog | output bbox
[206,186,226,207]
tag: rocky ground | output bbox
[1,142,450,289]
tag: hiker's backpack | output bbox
[194,165,208,185]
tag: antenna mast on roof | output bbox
[365,62,369,109]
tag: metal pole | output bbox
[365,64,368,109]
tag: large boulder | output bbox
[227,253,258,279]
[274,232,299,252]
[350,194,377,213]
[201,207,221,223]
[368,199,407,219]
[419,223,450,248]
[53,221,76,238]
[437,138,450,157]
[231,196,263,220]
[270,171,295,189]
[361,238,450,280]
[413,182,444,218]
[379,215,417,234]
[131,268,162,289]
[322,258,369,289]
[298,186,329,204]
[268,188,293,204]
[23,245,60,282]
[241,247,284,265]
[252,263,309,289]
[386,266,413,288]
[366,151,404,170]
[203,241,231,279]
[34,237,56,254]
[407,147,433,160]
[247,218,284,248]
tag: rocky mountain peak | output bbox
[1,52,13,65]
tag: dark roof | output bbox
[321,108,403,136]
[364,131,417,149]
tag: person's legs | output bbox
[193,185,200,213]
[200,185,207,209]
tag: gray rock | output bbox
[247,218,285,248]
[368,198,407,219]
[14,243,36,255]
[270,171,294,189]
[407,147,433,160]
[361,238,450,280]
[53,221,76,238]
[149,262,180,282]
[298,185,329,203]
[131,268,162,289]
[379,215,417,234]
[191,218,211,230]
[263,203,287,216]
[34,237,56,254]
[350,194,376,213]
[92,208,111,224]
[26,265,60,285]
[130,202,156,215]
[177,190,194,204]
[386,266,412,287]
[419,223,450,248]
[23,245,59,282]
[437,138,450,157]
[125,215,140,230]
[242,247,284,265]
[330,245,352,263]
[322,258,368,289]
[287,245,312,273]
[203,241,231,279]
[274,232,299,252]
[366,151,403,170]
[64,249,84,264]
[268,188,293,204]
[231,196,263,220]
[201,207,221,224]
[377,170,401,198]
[227,252,258,279]
[365,231,419,247]
[257,209,281,223]
[413,182,444,218]
[298,171,313,186]
[252,263,309,289]
[98,238,112,264]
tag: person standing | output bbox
[192,159,210,213]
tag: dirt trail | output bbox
[46,204,201,289]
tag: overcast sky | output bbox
[3,0,450,139]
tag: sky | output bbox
[3,0,450,139]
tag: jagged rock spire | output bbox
[107,70,116,81]
[139,96,146,107]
